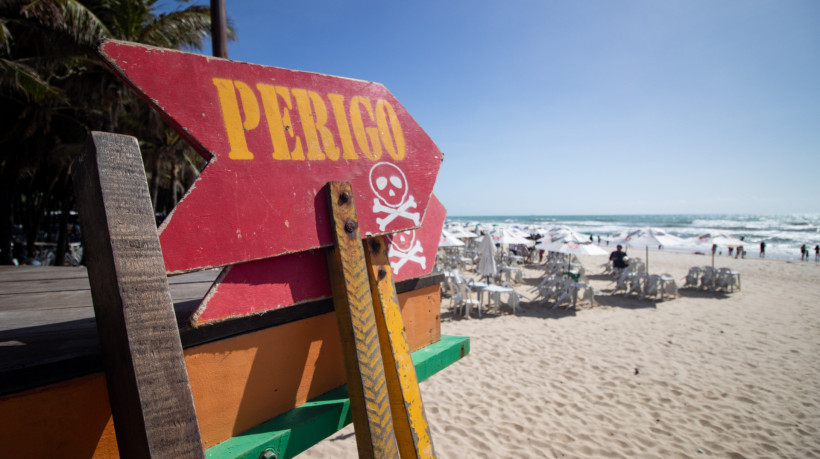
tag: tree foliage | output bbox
[0,0,231,265]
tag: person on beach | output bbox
[801,244,807,261]
[815,245,819,262]
[760,241,766,258]
[609,245,628,274]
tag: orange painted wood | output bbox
[398,285,441,357]
[98,40,442,274]
[0,288,439,457]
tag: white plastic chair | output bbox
[500,281,521,314]
[449,276,481,318]
[661,273,678,299]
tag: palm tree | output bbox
[0,0,232,264]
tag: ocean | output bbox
[446,214,820,261]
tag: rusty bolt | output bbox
[344,219,357,234]
[259,449,277,459]
[339,191,351,205]
[369,238,381,254]
[378,267,388,281]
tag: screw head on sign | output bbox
[378,267,388,281]
[338,191,351,205]
[344,219,357,234]
[369,238,382,254]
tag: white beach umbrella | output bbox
[538,239,608,256]
[686,232,747,269]
[537,240,608,273]
[692,232,746,248]
[612,227,685,273]
[526,225,548,237]
[439,229,465,248]
[449,227,478,239]
[476,234,498,280]
[546,226,587,243]
[555,242,608,256]
[490,228,535,247]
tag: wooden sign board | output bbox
[191,195,447,325]
[99,40,443,274]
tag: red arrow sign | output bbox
[191,195,447,325]
[99,40,442,274]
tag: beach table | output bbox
[482,283,518,314]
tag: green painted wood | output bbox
[205,335,469,459]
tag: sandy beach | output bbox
[301,249,820,458]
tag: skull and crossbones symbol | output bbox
[370,162,420,231]
[389,230,425,274]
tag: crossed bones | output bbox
[390,239,425,274]
[373,196,420,231]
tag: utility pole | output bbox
[211,0,228,58]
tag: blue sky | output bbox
[196,0,819,216]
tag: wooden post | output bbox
[73,132,204,458]
[365,235,436,459]
[210,0,228,58]
[325,182,399,459]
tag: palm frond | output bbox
[0,57,58,101]
[138,5,212,49]
[0,19,12,56]
[16,0,110,47]
[59,0,111,46]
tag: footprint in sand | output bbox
[736,396,757,405]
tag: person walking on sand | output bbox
[609,245,628,275]
[760,241,766,258]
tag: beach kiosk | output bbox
[0,41,467,458]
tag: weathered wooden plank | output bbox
[0,266,89,281]
[0,278,213,313]
[325,181,399,459]
[0,266,218,285]
[366,236,436,459]
[73,131,204,457]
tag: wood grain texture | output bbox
[366,236,436,459]
[325,182,399,459]
[73,132,204,458]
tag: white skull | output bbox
[391,230,416,253]
[370,162,408,208]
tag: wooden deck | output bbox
[0,265,441,396]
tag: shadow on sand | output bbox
[592,293,659,310]
[677,288,732,300]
